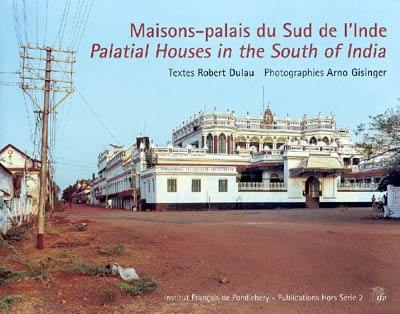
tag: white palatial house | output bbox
[93,107,383,211]
[136,144,382,211]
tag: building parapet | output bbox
[238,182,287,191]
[151,144,348,164]
[173,111,337,140]
[337,182,379,191]
[142,165,238,176]
[153,147,251,162]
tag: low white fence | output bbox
[238,182,287,191]
[337,182,379,191]
[0,197,38,234]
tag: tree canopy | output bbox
[356,104,400,189]
[62,185,74,202]
[356,105,400,163]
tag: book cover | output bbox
[0,1,399,313]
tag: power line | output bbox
[51,160,94,169]
[36,0,39,45]
[59,0,72,47]
[69,0,84,49]
[60,97,72,142]
[53,0,70,46]
[22,91,34,144]
[56,156,97,165]
[11,0,22,48]
[22,0,28,43]
[0,82,19,86]
[77,89,122,145]
[33,112,40,160]
[71,0,89,49]
[75,0,94,51]
[43,0,49,45]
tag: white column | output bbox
[262,171,270,184]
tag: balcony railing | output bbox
[337,183,379,191]
[173,115,336,137]
[238,182,287,191]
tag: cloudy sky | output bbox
[1,0,400,189]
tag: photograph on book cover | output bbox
[0,0,399,313]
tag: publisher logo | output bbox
[370,287,387,303]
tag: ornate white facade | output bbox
[93,108,382,211]
[172,107,358,167]
[92,144,136,209]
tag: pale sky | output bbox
[1,0,400,189]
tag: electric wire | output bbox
[43,0,49,46]
[53,0,69,47]
[77,88,122,145]
[75,0,94,51]
[22,0,28,43]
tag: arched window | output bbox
[309,137,317,145]
[219,134,226,153]
[270,173,281,183]
[322,137,329,145]
[206,134,213,153]
[276,137,286,150]
[263,137,273,150]
[250,142,259,151]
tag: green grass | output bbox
[97,286,118,304]
[118,277,156,296]
[0,295,21,311]
[63,260,112,277]
[96,243,125,256]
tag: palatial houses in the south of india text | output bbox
[91,107,384,210]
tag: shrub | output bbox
[0,268,23,286]
[118,277,156,296]
[0,295,21,311]
[64,260,112,277]
[97,286,118,304]
[96,243,125,256]
[3,223,33,242]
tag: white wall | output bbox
[142,173,238,204]
[284,157,304,198]
[142,169,381,205]
[178,133,202,148]
[0,148,33,169]
[321,176,336,199]
[320,191,384,203]
[386,185,400,218]
[25,173,40,201]
[238,191,304,203]
[0,169,14,199]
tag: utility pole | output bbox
[36,47,51,249]
[20,44,75,249]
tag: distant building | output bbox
[0,144,40,204]
[71,179,92,204]
[91,144,135,209]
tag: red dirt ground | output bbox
[1,204,399,314]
